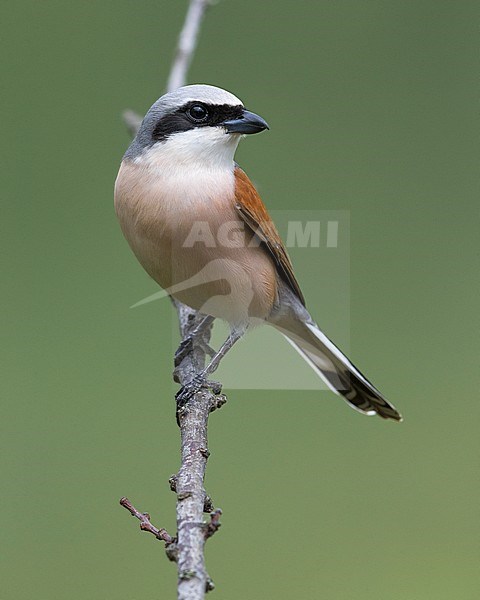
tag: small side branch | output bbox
[120,497,175,545]
[205,509,222,539]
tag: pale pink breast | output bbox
[114,159,277,324]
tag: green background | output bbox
[2,1,478,598]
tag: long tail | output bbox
[271,310,402,422]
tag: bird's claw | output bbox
[175,374,204,404]
[175,375,223,405]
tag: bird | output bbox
[114,84,402,421]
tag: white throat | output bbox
[131,126,240,206]
[137,127,241,173]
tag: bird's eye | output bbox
[187,104,209,123]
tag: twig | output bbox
[120,497,175,545]
[205,509,222,539]
[122,109,143,137]
[120,0,210,137]
[166,0,211,93]
[119,2,224,599]
[173,307,223,598]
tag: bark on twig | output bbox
[173,304,226,597]
[166,0,211,93]
[119,2,224,599]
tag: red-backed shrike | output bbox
[115,84,401,421]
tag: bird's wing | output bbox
[234,166,306,306]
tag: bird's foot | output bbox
[175,375,222,405]
[175,375,223,425]
[175,374,204,405]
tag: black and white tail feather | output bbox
[269,286,402,422]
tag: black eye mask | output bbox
[152,102,244,142]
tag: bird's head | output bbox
[125,84,269,168]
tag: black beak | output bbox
[223,109,269,134]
